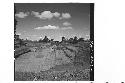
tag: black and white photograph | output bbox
[1,0,125,83]
[14,3,94,81]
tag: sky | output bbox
[15,3,90,41]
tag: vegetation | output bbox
[14,39,91,81]
[15,65,90,81]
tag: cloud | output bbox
[34,24,72,30]
[31,11,40,18]
[53,12,60,17]
[15,12,29,18]
[63,22,71,26]
[40,11,53,19]
[32,11,60,19]
[60,13,71,19]
[15,11,71,20]
[61,27,73,30]
[34,25,59,30]
[32,11,71,20]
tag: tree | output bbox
[42,36,49,42]
[74,36,77,41]
[73,36,78,43]
[78,37,84,42]
[14,5,26,48]
[39,39,42,42]
[68,38,74,43]
[62,37,66,42]
[50,39,54,41]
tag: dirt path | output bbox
[15,43,89,73]
[15,46,71,72]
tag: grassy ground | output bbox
[15,62,90,81]
[14,41,91,81]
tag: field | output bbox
[14,41,90,81]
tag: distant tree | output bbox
[68,38,74,43]
[62,37,66,42]
[14,5,26,48]
[39,39,42,42]
[74,36,78,41]
[73,36,78,43]
[78,37,84,42]
[50,39,54,41]
[19,39,26,46]
[42,36,49,42]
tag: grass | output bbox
[14,41,91,81]
[15,66,90,81]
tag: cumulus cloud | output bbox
[31,11,40,18]
[15,12,29,18]
[62,13,71,18]
[63,22,71,26]
[32,11,71,20]
[41,11,53,19]
[32,11,60,19]
[34,24,73,30]
[60,13,71,19]
[34,25,59,30]
[53,12,60,17]
[32,11,52,19]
